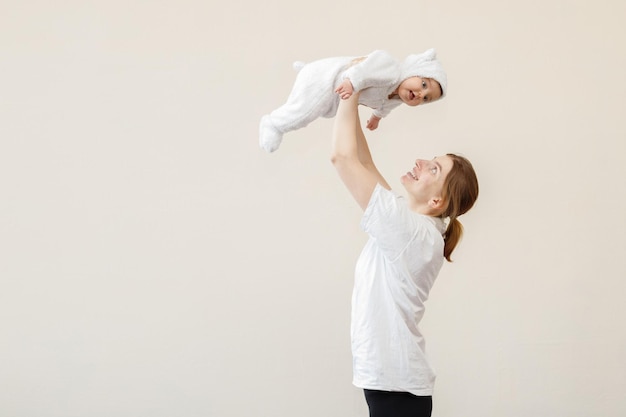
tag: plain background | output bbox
[1,0,625,416]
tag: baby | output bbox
[259,48,447,153]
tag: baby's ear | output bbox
[432,80,444,99]
[422,48,437,61]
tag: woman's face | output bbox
[396,77,442,106]
[401,155,454,212]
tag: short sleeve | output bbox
[361,184,445,262]
[360,184,415,261]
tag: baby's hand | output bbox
[366,115,381,130]
[335,79,354,100]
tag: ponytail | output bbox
[443,217,463,262]
[440,154,479,262]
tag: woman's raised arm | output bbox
[330,93,390,210]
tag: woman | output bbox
[331,92,479,417]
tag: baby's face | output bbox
[396,77,442,106]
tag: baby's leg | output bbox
[259,115,283,153]
[259,64,337,152]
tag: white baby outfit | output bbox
[259,49,447,153]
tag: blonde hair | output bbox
[440,154,479,262]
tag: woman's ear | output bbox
[428,196,446,211]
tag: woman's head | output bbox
[401,156,454,213]
[401,153,479,261]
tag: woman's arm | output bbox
[330,93,390,210]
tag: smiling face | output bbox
[395,77,442,106]
[401,155,454,214]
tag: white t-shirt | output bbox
[351,184,445,396]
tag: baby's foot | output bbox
[259,115,283,153]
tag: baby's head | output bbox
[399,48,447,105]
[396,76,443,106]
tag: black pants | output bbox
[364,389,432,417]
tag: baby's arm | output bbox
[335,79,354,100]
[337,51,397,101]
[342,50,398,92]
[343,51,399,128]
[335,56,367,99]
[336,82,383,129]
[366,114,381,130]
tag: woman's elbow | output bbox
[330,152,351,167]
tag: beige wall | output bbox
[1,0,625,416]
